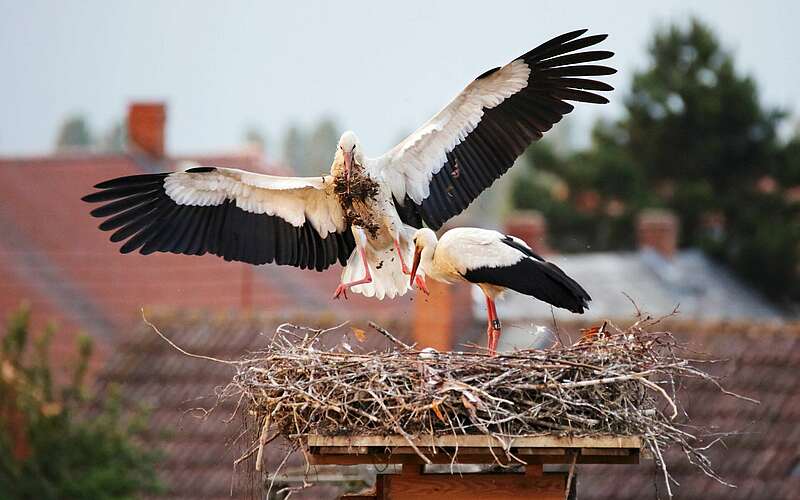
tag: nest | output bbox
[333,168,380,237]
[179,316,757,498]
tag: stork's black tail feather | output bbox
[464,257,591,314]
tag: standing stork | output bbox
[82,29,614,301]
[409,227,590,354]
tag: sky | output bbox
[1,0,799,159]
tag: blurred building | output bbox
[0,102,411,370]
[487,209,785,350]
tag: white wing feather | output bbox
[373,60,530,203]
[163,167,346,236]
[438,228,524,275]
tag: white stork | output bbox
[82,29,614,301]
[409,227,590,354]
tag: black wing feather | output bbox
[83,171,355,270]
[464,236,591,314]
[402,30,615,230]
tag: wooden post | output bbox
[309,434,642,500]
[379,471,566,500]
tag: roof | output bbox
[99,312,412,499]
[100,316,800,499]
[483,248,784,345]
[580,321,800,499]
[0,152,413,354]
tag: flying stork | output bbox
[82,29,614,301]
[409,227,590,354]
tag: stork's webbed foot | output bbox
[333,284,349,300]
[332,275,372,300]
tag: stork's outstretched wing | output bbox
[374,29,615,230]
[82,166,355,271]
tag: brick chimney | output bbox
[127,102,166,157]
[503,210,551,255]
[636,209,680,259]
[412,280,473,351]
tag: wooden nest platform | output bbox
[305,434,642,466]
[306,434,642,499]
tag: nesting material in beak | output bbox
[409,247,422,286]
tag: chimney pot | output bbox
[412,281,454,351]
[503,210,551,255]
[127,102,166,158]
[637,209,680,259]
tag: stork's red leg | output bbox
[394,238,411,274]
[485,296,501,355]
[333,244,372,300]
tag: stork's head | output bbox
[410,228,438,286]
[336,131,363,180]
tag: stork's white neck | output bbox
[418,245,436,276]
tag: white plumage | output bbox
[374,60,531,204]
[163,168,345,234]
[430,228,528,278]
[409,228,590,354]
[83,29,613,302]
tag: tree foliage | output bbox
[99,121,127,153]
[55,115,93,150]
[243,126,267,153]
[0,306,162,499]
[281,118,340,175]
[513,18,800,303]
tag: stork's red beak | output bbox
[343,151,353,186]
[409,246,422,286]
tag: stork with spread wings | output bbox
[83,29,615,301]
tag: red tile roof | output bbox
[0,152,414,353]
[580,322,800,500]
[100,312,411,499]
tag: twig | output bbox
[255,412,273,472]
[142,309,242,365]
[368,321,414,350]
[565,451,578,500]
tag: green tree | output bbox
[513,18,800,302]
[281,118,341,175]
[0,306,162,499]
[617,19,785,239]
[307,117,340,174]
[281,124,307,174]
[243,126,267,153]
[55,115,93,150]
[99,121,127,153]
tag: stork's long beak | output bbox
[409,246,422,286]
[343,151,353,187]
